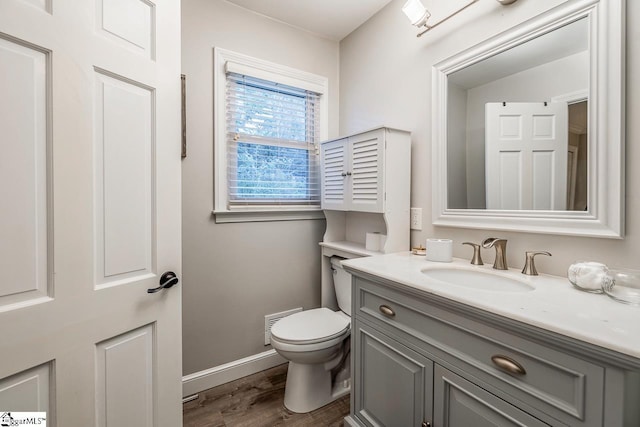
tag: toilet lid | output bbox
[270,308,350,344]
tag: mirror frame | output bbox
[432,0,625,238]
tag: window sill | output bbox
[213,209,326,223]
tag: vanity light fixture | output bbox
[403,0,518,37]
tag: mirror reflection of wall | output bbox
[446,17,588,211]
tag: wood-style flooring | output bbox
[183,364,350,427]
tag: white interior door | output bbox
[0,1,182,426]
[485,102,568,210]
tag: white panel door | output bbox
[485,102,568,210]
[0,1,182,426]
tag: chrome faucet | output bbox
[482,238,508,270]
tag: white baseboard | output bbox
[344,415,359,427]
[182,349,287,397]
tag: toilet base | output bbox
[283,361,350,413]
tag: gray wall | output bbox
[340,0,640,277]
[181,0,339,375]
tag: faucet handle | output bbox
[462,242,484,265]
[521,251,552,276]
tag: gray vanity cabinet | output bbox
[352,319,545,427]
[345,272,640,427]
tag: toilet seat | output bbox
[271,308,350,345]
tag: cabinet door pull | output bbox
[379,304,395,317]
[491,355,526,376]
[422,422,431,427]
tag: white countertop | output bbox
[342,252,640,360]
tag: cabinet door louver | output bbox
[350,131,384,212]
[321,138,348,210]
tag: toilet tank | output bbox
[330,257,352,316]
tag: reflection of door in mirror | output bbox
[485,102,568,210]
[567,100,588,211]
[567,144,578,210]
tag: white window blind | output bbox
[225,71,321,207]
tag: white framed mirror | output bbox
[432,0,625,238]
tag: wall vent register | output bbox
[264,307,302,345]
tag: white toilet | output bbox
[270,256,352,413]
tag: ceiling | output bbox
[225,0,394,41]
[449,17,589,89]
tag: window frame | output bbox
[213,48,328,223]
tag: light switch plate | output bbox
[410,207,422,230]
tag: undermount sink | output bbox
[421,267,534,292]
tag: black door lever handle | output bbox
[147,271,179,293]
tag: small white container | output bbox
[365,232,380,251]
[379,234,387,251]
[425,238,453,262]
[567,261,608,293]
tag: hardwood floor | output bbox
[183,364,350,427]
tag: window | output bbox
[226,73,319,205]
[214,49,328,222]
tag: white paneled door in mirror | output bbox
[485,102,568,211]
[0,1,182,426]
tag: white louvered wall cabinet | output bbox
[319,127,411,309]
[321,127,410,213]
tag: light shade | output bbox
[402,0,430,27]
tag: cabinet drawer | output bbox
[434,364,549,427]
[355,278,604,426]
